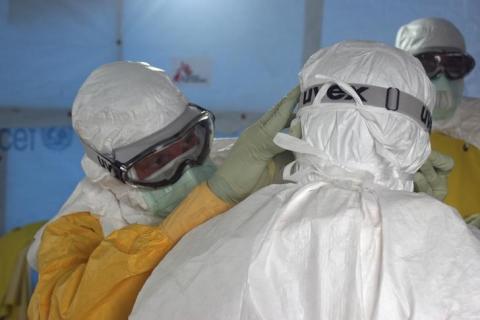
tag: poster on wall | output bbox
[171,57,211,85]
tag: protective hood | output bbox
[27,62,191,269]
[73,61,188,154]
[395,17,466,55]
[71,61,190,219]
[275,41,435,191]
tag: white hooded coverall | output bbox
[130,41,480,320]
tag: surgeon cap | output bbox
[72,61,188,154]
[301,40,436,112]
[395,17,466,55]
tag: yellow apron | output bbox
[431,132,480,218]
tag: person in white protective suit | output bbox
[27,62,216,269]
[26,61,218,319]
[396,17,480,220]
[27,61,306,320]
[130,41,480,320]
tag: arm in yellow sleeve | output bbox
[28,182,232,320]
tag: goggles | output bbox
[415,51,475,80]
[82,103,214,189]
[301,83,432,133]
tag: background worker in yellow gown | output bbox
[27,59,455,320]
[396,17,480,220]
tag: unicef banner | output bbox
[0,127,73,152]
[2,126,84,232]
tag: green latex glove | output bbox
[414,150,454,200]
[208,86,300,204]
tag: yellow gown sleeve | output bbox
[28,182,232,320]
[431,132,480,218]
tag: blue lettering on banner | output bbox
[0,126,73,152]
[14,129,28,151]
[41,127,73,151]
[0,128,12,151]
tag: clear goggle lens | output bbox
[126,120,211,187]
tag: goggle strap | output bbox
[300,83,432,133]
[114,104,210,163]
[415,47,464,55]
[81,140,124,180]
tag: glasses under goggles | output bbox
[415,51,475,80]
[83,103,214,189]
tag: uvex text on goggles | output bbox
[415,51,475,80]
[301,83,432,133]
[82,104,214,189]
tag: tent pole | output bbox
[116,0,124,61]
[302,0,324,63]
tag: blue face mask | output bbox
[431,75,464,121]
[141,160,217,219]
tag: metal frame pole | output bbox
[116,0,124,61]
[302,0,324,63]
[0,148,6,235]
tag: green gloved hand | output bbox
[208,86,300,204]
[414,150,454,200]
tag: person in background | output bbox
[396,17,480,220]
[27,61,299,320]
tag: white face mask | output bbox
[431,75,464,121]
[141,160,217,219]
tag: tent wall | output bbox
[0,0,120,233]
[0,0,120,108]
[122,0,305,112]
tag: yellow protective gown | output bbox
[27,182,231,320]
[431,132,480,218]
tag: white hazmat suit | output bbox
[130,41,480,319]
[27,62,216,270]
